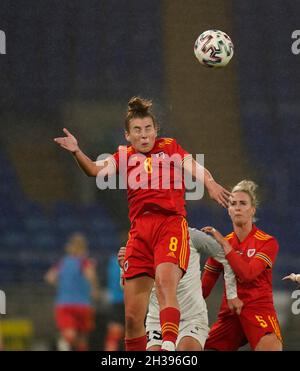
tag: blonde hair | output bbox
[232,180,259,208]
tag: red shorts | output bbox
[205,305,282,350]
[55,305,95,333]
[123,212,190,279]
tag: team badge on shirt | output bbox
[247,249,256,257]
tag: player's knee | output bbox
[177,336,203,351]
[156,271,178,290]
[125,310,144,332]
[255,333,282,351]
[155,276,177,301]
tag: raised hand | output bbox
[206,180,231,208]
[54,128,79,153]
[201,226,225,245]
[201,226,233,255]
[282,273,300,284]
[227,297,244,315]
[117,247,126,268]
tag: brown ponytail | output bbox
[125,96,158,132]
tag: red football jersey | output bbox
[204,225,279,306]
[112,138,191,222]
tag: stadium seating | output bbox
[233,0,300,260]
[0,150,121,283]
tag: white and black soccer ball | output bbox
[194,29,234,68]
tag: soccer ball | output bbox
[194,29,234,68]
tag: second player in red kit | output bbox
[202,180,282,351]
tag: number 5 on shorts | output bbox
[255,315,268,328]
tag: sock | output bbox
[61,332,76,351]
[57,337,71,351]
[161,341,175,351]
[160,307,180,351]
[125,335,147,351]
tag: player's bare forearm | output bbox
[54,128,102,177]
[72,149,100,177]
[203,167,214,185]
[219,239,233,255]
[188,159,216,187]
[282,273,300,284]
[184,158,230,208]
[203,170,230,208]
[202,227,233,254]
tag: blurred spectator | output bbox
[44,232,100,351]
[103,254,124,351]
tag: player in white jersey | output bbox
[145,227,239,350]
[118,227,241,351]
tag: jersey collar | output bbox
[233,224,258,245]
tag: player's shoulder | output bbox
[188,227,198,234]
[253,227,275,242]
[157,137,176,148]
[117,144,134,155]
[224,231,234,241]
[188,227,206,240]
[112,145,135,159]
[253,227,279,252]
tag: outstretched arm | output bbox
[54,128,115,177]
[198,238,243,314]
[283,273,300,284]
[183,157,230,208]
[190,228,238,302]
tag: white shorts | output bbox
[146,314,209,350]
